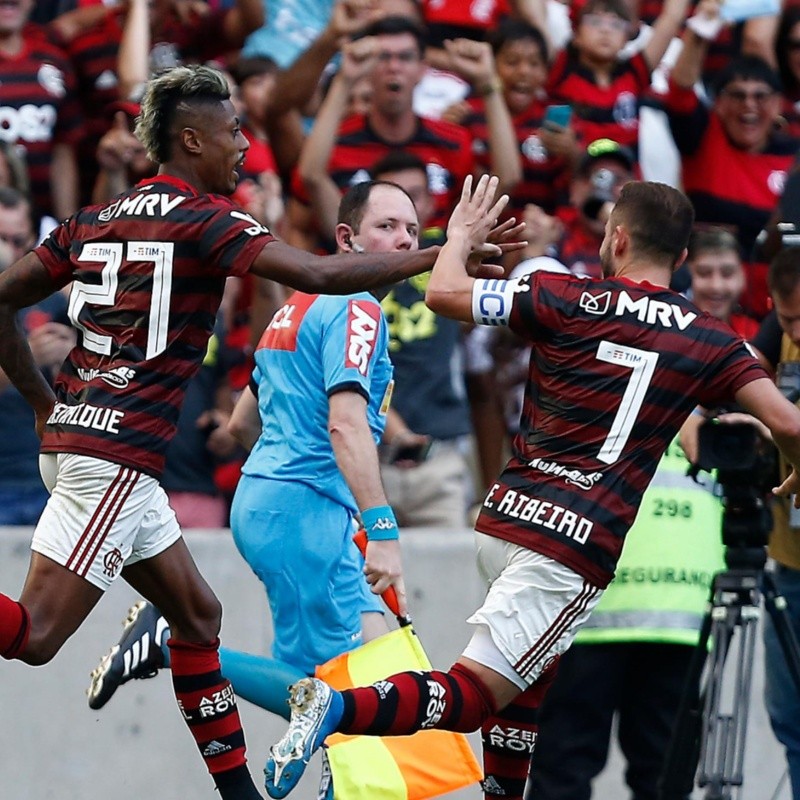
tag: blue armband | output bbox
[361,505,399,541]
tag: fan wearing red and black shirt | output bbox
[0,63,464,800]
[456,19,576,219]
[289,16,519,251]
[664,4,800,320]
[546,0,690,159]
[0,0,82,221]
[264,178,800,800]
[49,0,264,205]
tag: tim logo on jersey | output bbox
[345,300,381,376]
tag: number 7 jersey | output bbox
[473,271,768,588]
[33,175,275,478]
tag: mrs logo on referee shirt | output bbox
[345,300,381,376]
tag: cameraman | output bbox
[748,247,800,800]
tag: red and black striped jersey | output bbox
[474,271,766,587]
[420,0,510,45]
[51,10,124,204]
[665,81,799,318]
[290,114,475,231]
[783,93,800,140]
[0,35,83,217]
[553,209,603,277]
[546,48,651,153]
[34,175,275,477]
[463,96,570,216]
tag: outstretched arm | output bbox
[0,253,60,436]
[329,390,407,613]
[297,37,379,242]
[251,174,512,292]
[643,0,692,71]
[425,175,513,322]
[251,239,441,293]
[670,0,723,89]
[444,39,522,194]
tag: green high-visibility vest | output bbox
[576,435,725,646]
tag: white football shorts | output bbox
[464,532,604,688]
[33,453,181,591]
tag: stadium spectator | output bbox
[289,16,512,250]
[664,1,799,319]
[0,188,74,525]
[776,5,800,138]
[91,102,154,204]
[546,0,691,157]
[160,319,242,530]
[240,0,335,68]
[0,0,82,222]
[521,138,635,278]
[47,2,124,206]
[450,19,577,221]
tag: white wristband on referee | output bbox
[471,278,524,327]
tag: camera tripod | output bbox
[658,548,800,800]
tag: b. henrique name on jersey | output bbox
[470,271,767,588]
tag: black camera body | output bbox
[694,416,775,566]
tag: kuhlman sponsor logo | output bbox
[528,457,603,490]
[77,365,136,389]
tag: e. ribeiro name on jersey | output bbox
[34,175,275,478]
[471,271,767,587]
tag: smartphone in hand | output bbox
[542,104,572,130]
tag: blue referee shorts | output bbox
[230,475,383,675]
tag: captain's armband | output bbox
[471,278,527,327]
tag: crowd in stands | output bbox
[4,0,800,529]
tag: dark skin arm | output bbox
[0,253,59,437]
[251,240,443,293]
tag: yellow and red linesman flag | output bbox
[313,530,482,800]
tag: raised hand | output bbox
[328,0,383,43]
[443,39,497,92]
[340,37,379,86]
[96,111,145,173]
[447,174,510,253]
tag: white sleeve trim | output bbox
[471,278,524,327]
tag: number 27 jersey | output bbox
[34,175,275,477]
[474,271,767,587]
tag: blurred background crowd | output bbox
[1,0,798,533]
